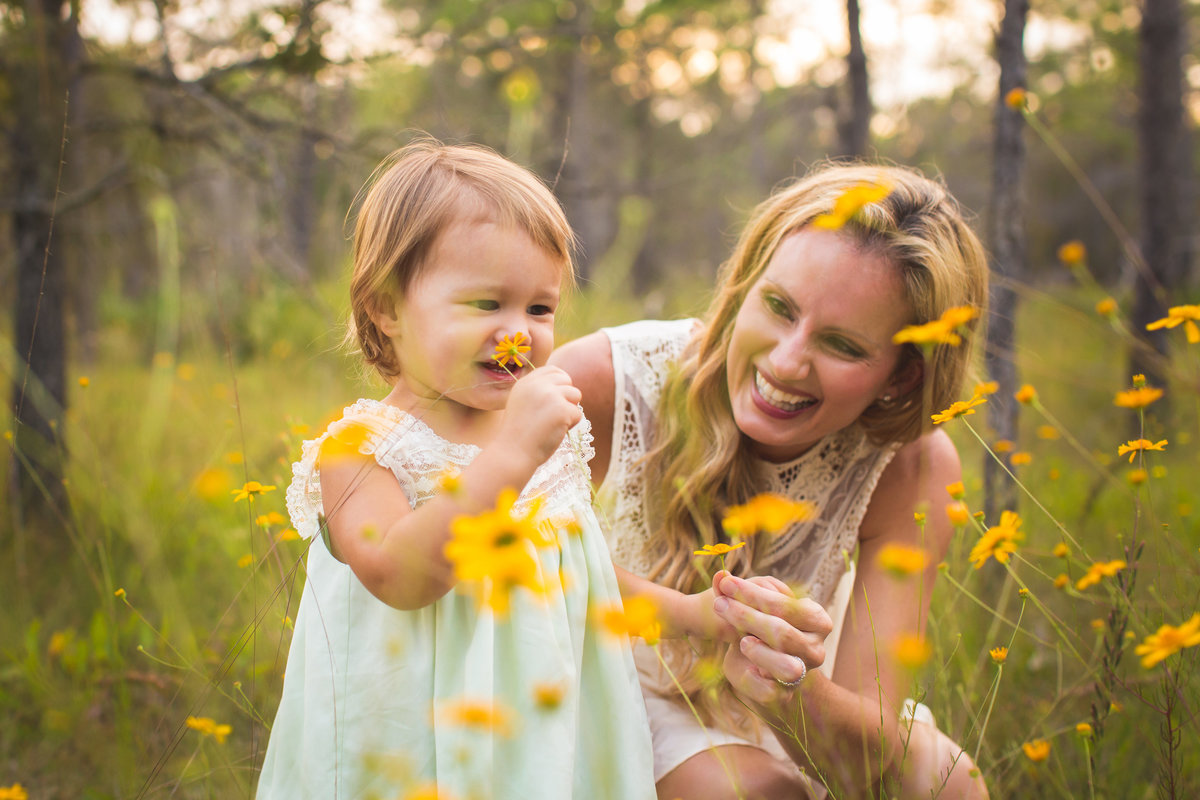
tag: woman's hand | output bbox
[711,571,832,703]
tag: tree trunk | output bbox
[983,0,1028,522]
[6,0,80,523]
[1133,0,1190,389]
[837,0,871,159]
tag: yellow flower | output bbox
[812,182,892,230]
[989,646,1008,664]
[1022,739,1051,762]
[913,511,926,525]
[231,481,277,503]
[876,543,929,577]
[1010,451,1032,466]
[1052,543,1069,558]
[319,418,373,463]
[893,305,979,347]
[1115,386,1163,409]
[533,681,566,711]
[114,588,126,598]
[968,510,1024,569]
[1127,468,1149,486]
[1145,304,1200,343]
[1075,559,1126,590]
[193,467,233,500]
[186,716,232,744]
[1036,425,1060,440]
[78,376,90,388]
[945,501,970,526]
[1091,618,1106,632]
[1004,87,1028,109]
[722,494,814,538]
[931,395,987,425]
[694,542,747,557]
[993,439,1014,454]
[945,481,965,499]
[1048,468,1060,481]
[596,595,661,645]
[1053,573,1069,589]
[1095,297,1118,317]
[444,489,552,615]
[225,450,244,465]
[438,469,463,495]
[892,633,931,669]
[493,332,532,368]
[275,528,300,542]
[439,699,515,737]
[0,784,28,800]
[973,380,999,396]
[1014,384,1037,404]
[1057,240,1087,266]
[255,511,289,527]
[237,553,254,569]
[405,784,453,800]
[1135,613,1200,668]
[1076,722,1093,737]
[1117,438,1168,463]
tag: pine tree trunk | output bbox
[837,0,871,159]
[1133,0,1190,389]
[983,0,1028,522]
[6,0,80,523]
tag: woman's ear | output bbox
[887,356,924,400]
[369,293,402,337]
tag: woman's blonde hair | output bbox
[348,138,576,381]
[643,162,988,726]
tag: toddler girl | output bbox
[256,140,656,799]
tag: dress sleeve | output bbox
[284,404,415,541]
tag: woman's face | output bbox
[725,227,916,462]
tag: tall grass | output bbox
[1,256,1197,797]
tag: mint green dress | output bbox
[256,399,655,799]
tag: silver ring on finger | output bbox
[774,656,807,688]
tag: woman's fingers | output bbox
[711,574,832,667]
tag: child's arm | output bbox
[321,367,583,610]
[613,565,739,642]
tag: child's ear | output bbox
[369,293,402,337]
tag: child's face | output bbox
[379,213,563,421]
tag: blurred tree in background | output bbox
[2,0,1197,531]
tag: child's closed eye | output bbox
[468,299,500,311]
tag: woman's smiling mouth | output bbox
[754,369,817,413]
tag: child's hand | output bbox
[500,366,583,469]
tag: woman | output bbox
[550,163,990,799]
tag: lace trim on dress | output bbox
[286,398,596,542]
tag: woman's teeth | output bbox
[755,370,816,412]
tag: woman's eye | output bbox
[469,300,499,311]
[827,337,865,358]
[528,304,554,316]
[763,294,791,319]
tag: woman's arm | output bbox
[547,331,616,486]
[716,430,986,797]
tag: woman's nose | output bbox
[768,332,811,380]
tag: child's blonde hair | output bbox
[348,138,576,381]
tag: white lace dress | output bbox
[256,399,656,799]
[597,319,900,783]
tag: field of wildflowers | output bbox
[3,111,1199,795]
[2,261,1197,797]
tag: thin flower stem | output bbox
[962,421,1082,551]
[1022,110,1163,300]
[1030,400,1131,499]
[652,645,747,800]
[971,668,1003,766]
